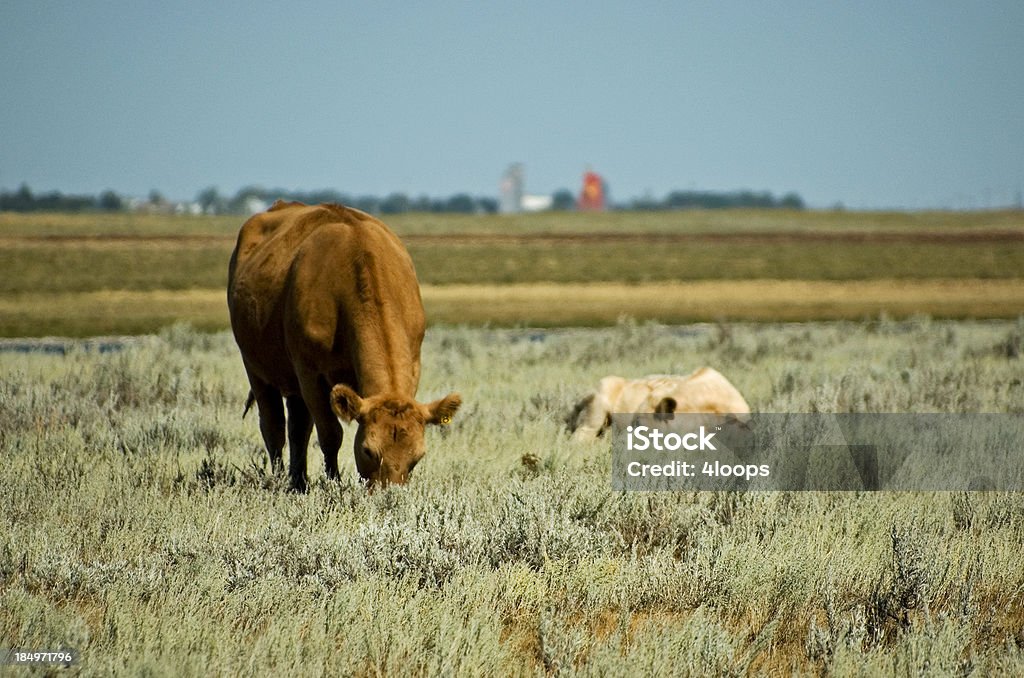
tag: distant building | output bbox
[578,169,607,211]
[501,163,597,213]
[520,194,553,212]
[499,163,524,214]
[175,201,203,216]
[243,196,269,215]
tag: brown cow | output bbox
[227,201,461,491]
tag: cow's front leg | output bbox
[297,370,345,482]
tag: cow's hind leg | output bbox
[251,381,285,473]
[286,395,313,492]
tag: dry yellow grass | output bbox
[0,289,228,337]
[421,279,1024,324]
[3,279,1023,336]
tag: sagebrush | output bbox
[2,320,1024,675]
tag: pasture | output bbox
[2,208,1023,674]
[2,209,1024,336]
[3,320,1024,675]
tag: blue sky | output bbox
[2,1,1022,209]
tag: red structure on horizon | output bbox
[578,170,606,211]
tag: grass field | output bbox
[4,208,1024,237]
[3,321,1024,675]
[1,209,1023,336]
[3,210,1024,674]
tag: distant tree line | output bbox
[0,182,804,214]
[203,186,500,216]
[0,184,124,212]
[625,189,804,211]
[0,183,501,215]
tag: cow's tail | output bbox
[243,390,255,418]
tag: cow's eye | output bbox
[362,446,379,462]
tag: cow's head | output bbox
[567,393,616,441]
[330,384,461,488]
[565,393,595,434]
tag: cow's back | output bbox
[648,368,751,415]
[227,201,421,395]
[230,202,325,325]
[281,211,424,396]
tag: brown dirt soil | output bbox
[2,228,1024,247]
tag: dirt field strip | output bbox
[3,228,1024,246]
[5,207,1022,238]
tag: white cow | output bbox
[568,368,751,441]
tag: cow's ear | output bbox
[330,384,364,422]
[424,393,462,426]
[654,397,677,415]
